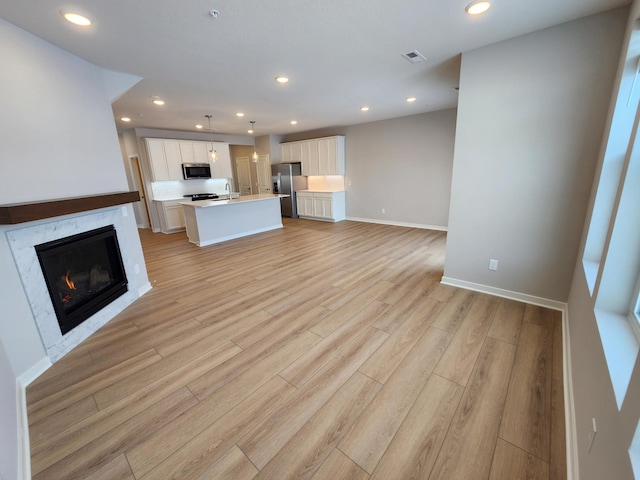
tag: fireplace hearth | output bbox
[35,225,128,335]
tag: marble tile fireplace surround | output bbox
[2,192,146,363]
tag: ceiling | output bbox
[0,0,629,136]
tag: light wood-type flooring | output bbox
[27,218,566,480]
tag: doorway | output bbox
[129,155,151,228]
[256,154,272,194]
[236,156,253,195]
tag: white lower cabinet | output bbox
[296,191,345,222]
[156,200,185,233]
[296,192,314,217]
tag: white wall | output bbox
[566,1,640,478]
[443,9,627,302]
[0,23,132,204]
[0,18,148,480]
[283,109,457,229]
[0,339,18,480]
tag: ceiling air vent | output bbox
[402,50,426,64]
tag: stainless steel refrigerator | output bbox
[272,162,307,217]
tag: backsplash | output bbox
[306,175,345,191]
[151,178,231,200]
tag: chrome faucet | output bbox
[225,182,231,200]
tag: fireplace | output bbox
[35,225,128,335]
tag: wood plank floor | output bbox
[27,219,566,480]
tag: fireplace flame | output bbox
[65,270,76,290]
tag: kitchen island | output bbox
[180,194,287,247]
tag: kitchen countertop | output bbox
[180,193,288,208]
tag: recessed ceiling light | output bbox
[360,106,370,112]
[120,117,131,122]
[290,120,298,125]
[62,11,92,26]
[465,1,491,15]
[195,124,203,129]
[236,112,245,117]
[406,97,417,103]
[152,99,165,106]
[275,76,289,84]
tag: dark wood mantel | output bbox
[0,191,140,225]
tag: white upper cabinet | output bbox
[281,142,302,163]
[146,139,170,181]
[163,140,183,180]
[281,136,345,176]
[300,140,319,176]
[192,141,209,164]
[317,136,345,175]
[209,142,233,179]
[145,138,182,181]
[145,138,233,181]
[179,141,196,164]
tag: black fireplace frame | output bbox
[35,225,128,335]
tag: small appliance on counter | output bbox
[272,162,308,217]
[183,193,219,201]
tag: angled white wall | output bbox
[0,17,147,480]
[443,9,627,302]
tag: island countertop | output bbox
[180,193,289,208]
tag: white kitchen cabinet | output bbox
[296,190,345,222]
[317,136,345,175]
[179,140,214,165]
[146,139,170,181]
[296,192,314,217]
[312,193,334,219]
[209,142,233,179]
[281,142,302,163]
[192,141,209,164]
[146,138,233,182]
[156,200,185,233]
[145,138,183,181]
[300,140,319,176]
[163,140,183,180]
[179,141,196,164]
[281,136,344,175]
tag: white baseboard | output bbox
[17,357,51,480]
[440,276,566,311]
[440,276,577,479]
[562,305,579,480]
[346,216,448,232]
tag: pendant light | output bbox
[205,114,217,162]
[250,121,258,162]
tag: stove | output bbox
[184,193,219,201]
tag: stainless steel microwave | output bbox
[182,163,212,180]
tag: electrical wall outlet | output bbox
[381,208,385,214]
[489,259,499,271]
